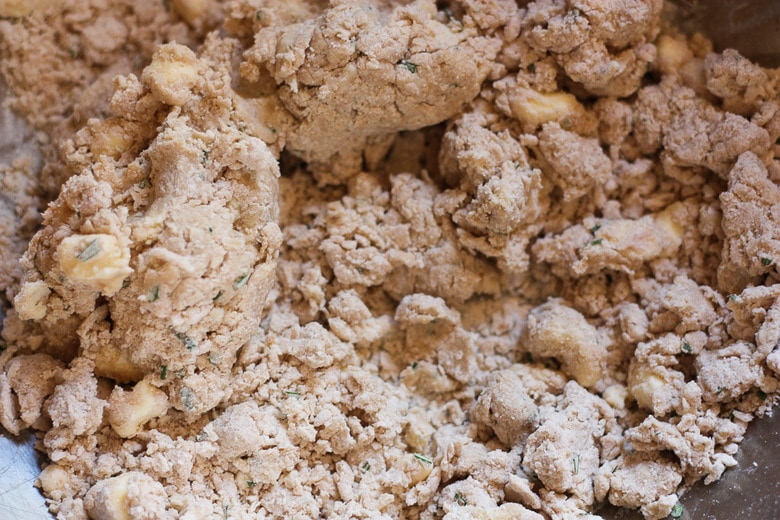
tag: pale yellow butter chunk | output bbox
[84,471,167,520]
[0,0,46,18]
[524,300,606,388]
[654,35,693,75]
[172,0,208,25]
[37,464,70,497]
[85,473,132,520]
[653,202,685,250]
[602,384,628,410]
[14,279,50,320]
[108,380,169,438]
[88,118,136,160]
[94,343,145,384]
[57,233,132,296]
[508,87,585,130]
[628,366,667,411]
[141,42,200,106]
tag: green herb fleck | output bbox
[572,453,580,474]
[670,502,683,518]
[528,62,536,73]
[590,224,601,234]
[160,365,168,380]
[256,10,263,20]
[121,279,131,289]
[716,386,725,394]
[454,492,467,506]
[589,238,603,246]
[411,361,419,369]
[150,285,160,302]
[611,464,619,474]
[247,480,256,488]
[180,387,196,410]
[76,239,101,262]
[234,273,250,289]
[761,257,773,266]
[758,390,768,401]
[285,390,301,398]
[682,342,692,353]
[360,461,371,473]
[401,60,417,73]
[413,453,433,465]
[213,290,223,301]
[728,294,740,303]
[175,331,197,351]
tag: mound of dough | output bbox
[8,38,281,421]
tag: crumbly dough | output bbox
[0,1,779,520]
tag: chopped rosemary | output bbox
[234,273,250,289]
[572,453,580,474]
[401,60,417,73]
[411,361,419,369]
[174,331,197,351]
[213,290,223,301]
[682,342,692,353]
[247,480,256,488]
[180,387,196,410]
[413,453,433,465]
[150,285,160,302]
[589,238,603,246]
[285,390,301,398]
[76,239,101,262]
[454,492,467,506]
[360,461,371,473]
[758,390,768,401]
[761,257,773,266]
[160,365,168,380]
[590,224,601,233]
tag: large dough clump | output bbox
[240,0,502,182]
[11,38,281,416]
